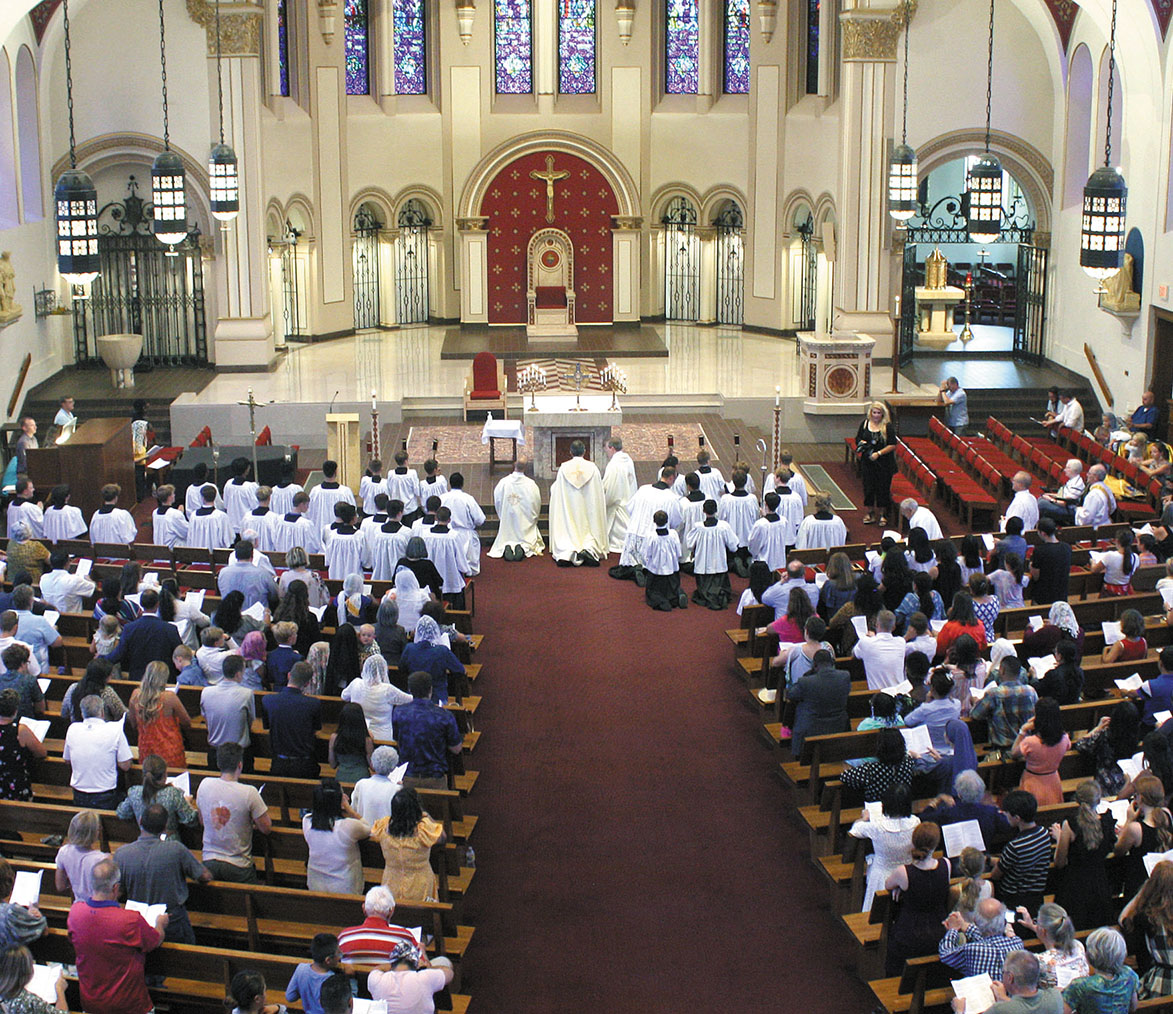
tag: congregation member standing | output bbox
[262,661,323,779]
[196,743,271,882]
[393,672,462,790]
[1028,519,1073,605]
[39,548,95,613]
[64,696,132,809]
[200,655,256,770]
[217,540,278,609]
[103,589,181,681]
[855,401,898,526]
[937,376,969,435]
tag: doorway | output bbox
[1151,311,1173,440]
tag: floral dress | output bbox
[0,988,57,1014]
[371,814,445,903]
[0,722,32,801]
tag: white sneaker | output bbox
[756,688,777,704]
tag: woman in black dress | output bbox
[856,401,898,526]
[884,821,951,976]
[1052,779,1118,929]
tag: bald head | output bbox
[513,457,530,474]
[1088,463,1107,483]
[975,898,1007,935]
[1012,471,1032,492]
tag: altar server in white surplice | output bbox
[307,460,356,533]
[420,459,448,499]
[796,494,849,550]
[360,493,392,565]
[223,458,260,533]
[766,453,809,508]
[489,459,544,560]
[89,484,137,545]
[412,495,441,540]
[185,484,235,551]
[748,492,795,571]
[643,511,686,611]
[773,471,805,534]
[269,491,323,555]
[611,466,684,580]
[323,502,366,580]
[678,472,708,566]
[270,461,303,516]
[240,486,277,552]
[440,473,486,577]
[359,460,389,517]
[184,464,223,515]
[42,485,86,544]
[368,500,413,580]
[548,440,608,566]
[386,449,422,521]
[151,485,190,550]
[422,507,470,606]
[7,480,43,540]
[602,438,638,555]
[717,471,759,574]
[686,500,739,610]
[693,450,727,503]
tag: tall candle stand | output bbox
[369,390,381,460]
[772,385,782,473]
[518,364,548,412]
[959,273,975,344]
[601,362,627,411]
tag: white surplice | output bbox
[619,483,684,567]
[643,528,682,575]
[323,525,366,580]
[41,504,86,544]
[440,489,486,576]
[184,507,235,551]
[695,466,727,504]
[766,470,808,508]
[7,500,43,540]
[686,519,739,574]
[420,474,448,498]
[422,526,469,593]
[678,492,708,564]
[748,515,794,570]
[774,490,804,535]
[269,482,303,516]
[717,490,759,548]
[489,472,544,558]
[548,455,608,563]
[269,512,323,555]
[240,508,277,551]
[602,451,638,554]
[222,479,259,532]
[359,475,390,516]
[368,522,413,580]
[89,507,136,545]
[907,505,943,541]
[185,483,224,516]
[307,482,356,533]
[152,506,190,549]
[796,514,849,551]
[386,468,422,514]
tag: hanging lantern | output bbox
[967,153,1003,243]
[54,168,99,285]
[888,143,918,221]
[152,150,188,246]
[1081,165,1127,280]
[209,143,240,221]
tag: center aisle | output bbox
[461,557,873,1012]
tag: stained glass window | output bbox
[495,0,533,94]
[806,0,820,94]
[666,0,699,95]
[277,0,290,97]
[724,0,749,94]
[394,0,427,95]
[345,0,369,95]
[559,0,596,94]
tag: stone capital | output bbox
[186,0,263,56]
[611,215,643,230]
[840,1,916,62]
[457,216,490,232]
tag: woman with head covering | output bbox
[374,598,408,667]
[239,631,268,691]
[333,573,374,628]
[341,654,411,741]
[391,568,432,632]
[1019,599,1085,660]
[304,641,330,697]
[394,537,444,598]
[399,616,466,705]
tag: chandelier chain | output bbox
[901,0,910,145]
[63,0,76,167]
[158,0,170,149]
[215,0,225,145]
[984,0,994,152]
[1105,0,1117,167]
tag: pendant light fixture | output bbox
[53,0,99,286]
[1080,0,1127,279]
[209,0,239,222]
[967,0,1002,243]
[888,0,917,221]
[152,0,188,247]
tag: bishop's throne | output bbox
[526,228,578,340]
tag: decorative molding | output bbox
[756,0,777,42]
[648,183,703,222]
[456,216,490,231]
[50,132,210,203]
[456,0,476,45]
[27,0,62,45]
[1040,0,1078,50]
[390,184,447,229]
[615,0,635,44]
[611,215,643,230]
[319,0,340,43]
[185,0,263,55]
[840,1,915,62]
[699,184,749,223]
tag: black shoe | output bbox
[579,551,600,568]
[508,545,523,561]
[634,568,648,587]
[678,591,689,608]
[556,557,574,567]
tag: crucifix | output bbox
[530,155,570,223]
[237,386,275,478]
[564,361,588,411]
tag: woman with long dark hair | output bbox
[827,571,883,654]
[1075,700,1141,795]
[934,538,963,609]
[302,777,370,895]
[373,598,408,666]
[1093,527,1141,597]
[1012,697,1071,805]
[92,576,140,625]
[329,702,375,783]
[896,571,945,628]
[372,787,447,902]
[272,579,322,658]
[879,550,913,613]
[325,624,362,697]
[738,560,777,615]
[214,590,265,644]
[62,659,125,724]
[905,528,938,577]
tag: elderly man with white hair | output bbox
[1037,459,1086,526]
[900,498,943,541]
[917,769,1013,846]
[338,885,426,964]
[939,897,1025,979]
[350,746,405,824]
[1075,463,1116,528]
[1004,472,1039,532]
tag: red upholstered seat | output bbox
[469,352,501,400]
[190,426,211,448]
[535,286,567,308]
[255,425,272,446]
[469,389,501,400]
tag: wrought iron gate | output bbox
[715,202,744,326]
[72,177,207,366]
[352,206,381,329]
[1015,244,1047,362]
[898,242,919,361]
[797,214,817,331]
[277,219,304,343]
[395,199,430,325]
[663,196,699,321]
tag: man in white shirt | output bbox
[13,585,61,670]
[1037,459,1086,525]
[1075,463,1116,528]
[53,396,77,431]
[151,484,189,550]
[602,438,638,555]
[269,490,323,555]
[0,610,41,676]
[899,498,943,540]
[89,484,137,545]
[6,479,43,540]
[39,548,96,614]
[185,484,235,552]
[1042,390,1085,434]
[1004,472,1040,532]
[307,460,356,533]
[853,610,908,690]
[64,694,132,808]
[439,472,486,577]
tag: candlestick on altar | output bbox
[959,273,975,344]
[518,364,548,412]
[236,386,275,479]
[600,362,627,411]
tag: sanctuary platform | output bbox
[439,323,668,360]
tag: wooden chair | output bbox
[462,351,507,420]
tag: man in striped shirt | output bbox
[991,790,1054,916]
[337,886,425,965]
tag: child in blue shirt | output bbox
[286,933,346,1014]
[267,622,303,689]
[173,645,208,687]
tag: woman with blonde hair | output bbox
[125,660,190,769]
[53,811,108,902]
[949,846,991,922]
[855,401,897,526]
[1050,780,1118,929]
[817,552,857,620]
[1116,773,1173,902]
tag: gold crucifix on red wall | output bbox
[529,155,571,223]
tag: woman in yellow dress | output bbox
[371,787,446,902]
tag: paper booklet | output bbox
[1145,848,1173,876]
[1098,798,1133,826]
[981,533,996,551]
[74,557,93,578]
[941,820,986,858]
[166,771,191,796]
[1114,674,1145,693]
[968,685,989,701]
[1027,615,1044,632]
[9,869,41,907]
[26,965,60,1004]
[36,677,50,694]
[42,610,59,629]
[184,589,206,610]
[951,973,996,1014]
[864,801,884,822]
[241,601,267,622]
[126,900,167,925]
[1155,711,1173,727]
[851,615,869,639]
[881,680,914,698]
[930,619,947,633]
[882,530,904,543]
[899,724,934,756]
[18,717,49,742]
[1027,656,1057,680]
[814,572,829,588]
[1102,621,1124,645]
[1162,584,1173,610]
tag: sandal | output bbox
[862,514,877,525]
[878,516,888,526]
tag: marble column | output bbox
[611,217,642,323]
[457,217,489,323]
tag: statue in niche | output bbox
[0,251,22,326]
[1100,253,1141,313]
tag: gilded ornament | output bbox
[185,0,262,56]
[840,0,917,61]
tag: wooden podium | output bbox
[26,417,136,518]
[326,413,362,493]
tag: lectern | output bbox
[26,418,136,518]
[326,413,362,492]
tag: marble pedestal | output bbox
[914,286,965,348]
[798,330,875,415]
[529,394,619,479]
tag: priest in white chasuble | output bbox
[642,511,687,611]
[489,459,544,560]
[748,491,794,572]
[686,499,739,610]
[602,437,637,554]
[549,440,608,566]
[610,465,683,582]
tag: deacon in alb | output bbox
[90,484,137,545]
[686,500,739,609]
[611,465,684,581]
[488,459,544,560]
[717,470,759,576]
[307,460,355,533]
[151,485,190,550]
[748,491,795,571]
[185,484,235,552]
[602,437,638,555]
[440,472,486,576]
[548,440,608,566]
[269,491,323,555]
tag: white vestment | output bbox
[41,504,85,544]
[748,516,794,570]
[422,527,469,593]
[489,472,544,558]
[695,466,727,503]
[775,491,805,534]
[440,489,486,576]
[89,507,137,545]
[359,475,390,516]
[717,491,759,548]
[686,519,739,574]
[548,455,608,563]
[185,484,223,515]
[907,506,943,541]
[152,506,189,549]
[240,508,277,551]
[307,483,356,533]
[185,508,235,552]
[323,526,366,580]
[269,482,303,516]
[386,468,422,514]
[766,470,808,508]
[725,474,758,496]
[1004,490,1040,532]
[619,483,685,567]
[643,529,682,575]
[360,514,389,565]
[678,492,708,563]
[7,501,43,540]
[223,479,259,533]
[368,522,413,580]
[796,514,849,551]
[269,513,323,555]
[420,474,448,498]
[602,451,638,554]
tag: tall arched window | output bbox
[345,0,370,94]
[394,0,427,94]
[805,0,820,94]
[15,47,40,222]
[0,52,17,230]
[1063,45,1092,209]
[666,0,699,94]
[495,0,533,94]
[559,0,596,94]
[277,0,291,96]
[724,0,749,94]
[663,196,699,319]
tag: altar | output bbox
[528,394,619,479]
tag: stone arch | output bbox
[284,193,315,239]
[650,184,702,223]
[390,185,444,228]
[813,192,837,231]
[265,200,285,242]
[700,184,748,223]
[780,188,816,237]
[458,130,640,219]
[348,187,395,228]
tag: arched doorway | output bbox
[352,203,382,330]
[663,195,699,321]
[788,206,816,331]
[395,198,431,325]
[714,200,744,325]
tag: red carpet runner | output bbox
[462,557,874,1012]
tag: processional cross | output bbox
[237,386,275,478]
[530,155,570,223]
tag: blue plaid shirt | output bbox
[939,925,1024,978]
